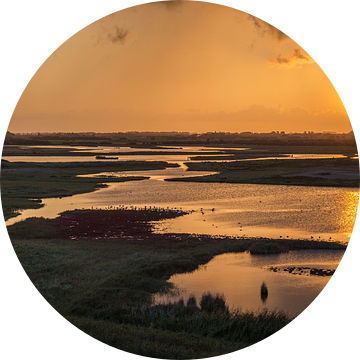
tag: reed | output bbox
[200,292,228,313]
[95,299,292,345]
[7,210,345,359]
[186,295,197,308]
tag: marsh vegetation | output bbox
[1,136,357,358]
[1,159,178,220]
[170,157,359,187]
[2,141,358,222]
[2,233,349,358]
[8,208,346,358]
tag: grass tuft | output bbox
[6,210,345,359]
[200,292,228,314]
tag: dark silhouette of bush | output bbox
[186,295,197,308]
[200,293,228,313]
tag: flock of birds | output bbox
[87,203,330,240]
[92,204,187,216]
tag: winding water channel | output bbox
[5,150,358,244]
[3,145,358,316]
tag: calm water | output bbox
[2,145,236,163]
[6,170,358,243]
[1,153,346,163]
[4,146,359,243]
[3,146,357,317]
[2,144,346,163]
[153,250,344,317]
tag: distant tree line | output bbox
[4,130,357,147]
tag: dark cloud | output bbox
[248,15,288,43]
[108,26,128,44]
[269,48,314,67]
[161,0,185,10]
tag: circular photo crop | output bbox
[1,1,359,359]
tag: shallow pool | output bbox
[153,250,344,317]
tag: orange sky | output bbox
[8,1,352,133]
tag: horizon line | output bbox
[6,130,354,135]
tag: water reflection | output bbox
[78,165,217,180]
[6,175,358,243]
[260,282,268,303]
[2,145,350,164]
[3,146,358,242]
[285,154,346,159]
[1,153,348,163]
[338,191,359,237]
[153,250,344,317]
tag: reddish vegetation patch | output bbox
[52,209,186,240]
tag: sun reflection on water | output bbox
[337,190,359,240]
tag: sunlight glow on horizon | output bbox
[8,1,352,134]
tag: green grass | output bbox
[3,143,356,159]
[2,143,355,358]
[93,301,290,346]
[2,145,357,221]
[9,235,288,358]
[1,160,178,220]
[167,157,359,187]
[1,145,220,157]
[66,316,246,359]
[6,210,347,359]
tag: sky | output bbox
[8,0,352,133]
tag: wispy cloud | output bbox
[248,15,288,43]
[247,16,313,68]
[108,26,128,44]
[269,48,315,67]
[95,25,129,46]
